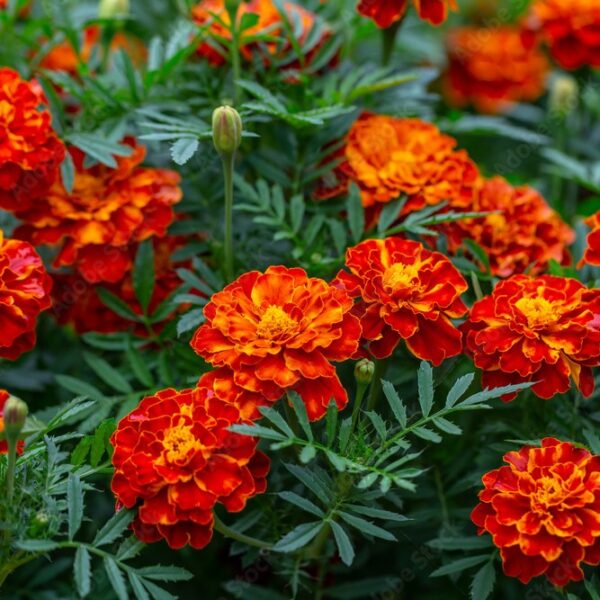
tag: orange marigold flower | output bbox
[111,387,269,550]
[529,0,600,70]
[443,176,574,277]
[472,438,600,587]
[15,139,182,284]
[0,230,52,360]
[582,211,600,267]
[357,0,458,28]
[0,68,65,212]
[192,0,331,75]
[0,390,25,455]
[334,238,468,364]
[314,113,479,222]
[444,26,548,114]
[462,275,600,400]
[190,266,362,421]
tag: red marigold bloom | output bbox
[444,26,548,114]
[15,139,181,284]
[315,113,479,222]
[357,0,458,27]
[582,211,600,267]
[443,176,574,277]
[192,0,331,75]
[190,266,362,421]
[334,238,468,364]
[0,390,24,455]
[111,387,269,550]
[529,0,600,70]
[0,230,52,360]
[0,68,65,212]
[462,275,600,400]
[472,438,600,587]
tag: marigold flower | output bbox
[472,438,600,587]
[0,68,65,212]
[444,176,574,277]
[315,114,479,224]
[111,387,269,549]
[334,238,468,364]
[192,0,331,75]
[0,390,25,455]
[582,211,600,267]
[191,265,362,421]
[529,0,600,70]
[0,231,52,360]
[462,275,600,400]
[15,139,182,284]
[444,26,548,114]
[357,0,458,27]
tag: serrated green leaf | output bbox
[126,339,153,388]
[471,561,496,600]
[412,426,442,443]
[68,474,84,540]
[128,572,150,600]
[74,546,91,598]
[432,417,462,435]
[446,373,475,407]
[382,380,407,428]
[93,509,134,547]
[170,137,199,165]
[417,362,434,417]
[84,352,132,394]
[136,566,193,582]
[430,555,490,577]
[287,391,312,441]
[56,376,104,401]
[330,521,355,566]
[347,183,364,243]
[337,511,396,541]
[15,540,60,551]
[278,491,324,517]
[273,522,323,553]
[104,557,128,600]
[133,241,155,314]
[97,287,142,322]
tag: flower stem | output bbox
[213,514,272,550]
[350,382,369,435]
[227,4,242,105]
[5,437,17,503]
[221,153,235,282]
[366,359,389,411]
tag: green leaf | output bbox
[325,400,338,447]
[177,308,204,336]
[71,437,92,466]
[428,537,493,551]
[346,183,364,243]
[56,375,104,401]
[61,152,75,194]
[446,373,475,407]
[229,423,287,442]
[117,536,145,561]
[336,511,396,541]
[377,197,405,234]
[126,339,153,388]
[357,473,378,489]
[93,509,134,547]
[417,362,434,417]
[583,427,600,455]
[170,137,199,165]
[585,577,600,600]
[67,133,133,168]
[128,572,150,600]
[382,380,407,428]
[459,382,532,406]
[299,445,317,464]
[432,417,462,436]
[133,241,156,314]
[91,419,115,466]
[412,426,442,443]
[68,474,84,540]
[257,406,295,438]
[430,555,490,577]
[330,521,355,566]
[136,566,193,582]
[284,464,330,503]
[365,411,386,440]
[84,352,132,394]
[344,504,409,523]
[97,287,142,322]
[287,391,313,441]
[74,546,91,598]
[273,522,323,553]
[15,540,60,552]
[471,561,496,600]
[139,580,176,600]
[104,557,129,600]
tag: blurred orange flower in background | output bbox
[529,0,600,70]
[0,231,52,360]
[335,238,467,364]
[443,176,574,277]
[191,265,362,421]
[582,211,600,266]
[357,0,458,27]
[444,26,548,114]
[0,68,65,212]
[0,390,25,455]
[15,139,182,284]
[315,113,478,223]
[462,275,600,400]
[111,387,269,550]
[472,438,600,587]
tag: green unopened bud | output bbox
[98,0,129,19]
[212,106,242,157]
[354,359,375,386]
[549,75,578,118]
[3,395,28,440]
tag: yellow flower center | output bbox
[532,476,567,510]
[256,305,297,339]
[383,262,419,291]
[162,418,200,463]
[515,294,558,329]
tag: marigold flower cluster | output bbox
[529,0,600,70]
[0,230,52,360]
[472,438,600,587]
[14,140,182,284]
[444,26,548,114]
[111,387,269,549]
[583,211,600,266]
[444,176,574,277]
[462,274,600,400]
[0,68,65,212]
[357,0,458,28]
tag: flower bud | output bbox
[212,106,242,157]
[354,358,375,386]
[99,0,129,19]
[549,75,578,118]
[3,395,28,440]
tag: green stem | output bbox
[228,5,242,104]
[350,382,368,435]
[221,153,235,282]
[213,514,272,550]
[366,359,389,411]
[5,437,17,503]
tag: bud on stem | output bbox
[99,0,129,19]
[2,395,27,503]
